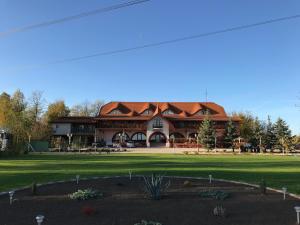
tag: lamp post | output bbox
[238,137,241,154]
[36,215,45,225]
[76,175,80,184]
[195,134,199,152]
[282,187,287,200]
[8,191,14,205]
[214,135,217,152]
[67,133,73,150]
[209,174,212,184]
[295,206,300,224]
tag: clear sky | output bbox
[0,0,299,134]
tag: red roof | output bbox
[51,116,96,124]
[98,102,240,121]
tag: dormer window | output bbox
[163,109,175,115]
[195,109,211,115]
[109,109,122,115]
[142,109,152,115]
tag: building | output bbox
[51,102,240,148]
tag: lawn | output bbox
[0,153,300,194]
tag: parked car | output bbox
[126,141,135,148]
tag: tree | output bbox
[11,89,26,113]
[70,100,104,116]
[273,118,292,152]
[0,92,12,127]
[27,91,45,122]
[197,115,216,151]
[233,112,254,142]
[249,117,264,151]
[224,118,238,152]
[262,116,277,151]
[44,100,70,123]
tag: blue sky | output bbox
[0,0,299,134]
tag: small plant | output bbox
[199,190,230,200]
[81,206,96,216]
[31,182,38,195]
[183,180,192,187]
[143,173,170,200]
[259,179,267,194]
[213,205,227,217]
[134,220,162,225]
[69,189,103,201]
[183,151,189,155]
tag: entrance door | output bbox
[149,132,167,147]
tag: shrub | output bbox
[259,179,267,194]
[31,182,37,195]
[69,189,103,201]
[183,151,189,155]
[199,190,230,200]
[81,206,96,216]
[213,205,227,217]
[134,220,162,225]
[143,173,170,200]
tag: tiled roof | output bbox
[51,116,96,124]
[98,102,239,121]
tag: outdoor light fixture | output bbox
[282,187,287,200]
[36,215,45,225]
[8,191,14,205]
[128,170,132,180]
[295,206,300,224]
[209,175,212,183]
[76,175,80,184]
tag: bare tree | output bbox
[28,91,45,122]
[70,100,104,116]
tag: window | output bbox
[153,118,163,128]
[112,132,129,143]
[195,109,211,115]
[142,109,152,115]
[162,109,175,115]
[109,109,122,115]
[150,133,166,143]
[132,132,146,141]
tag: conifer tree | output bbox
[198,114,216,151]
[224,118,238,152]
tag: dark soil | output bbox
[0,177,299,225]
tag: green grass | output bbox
[0,153,300,194]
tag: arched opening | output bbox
[112,132,129,144]
[169,132,185,143]
[131,132,147,147]
[149,132,167,147]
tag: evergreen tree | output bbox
[198,115,216,151]
[263,116,276,151]
[249,117,264,151]
[224,118,238,152]
[273,118,292,152]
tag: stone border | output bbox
[1,175,299,200]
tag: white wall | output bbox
[146,117,170,147]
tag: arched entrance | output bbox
[149,132,167,147]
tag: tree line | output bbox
[0,90,103,154]
[198,112,299,152]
